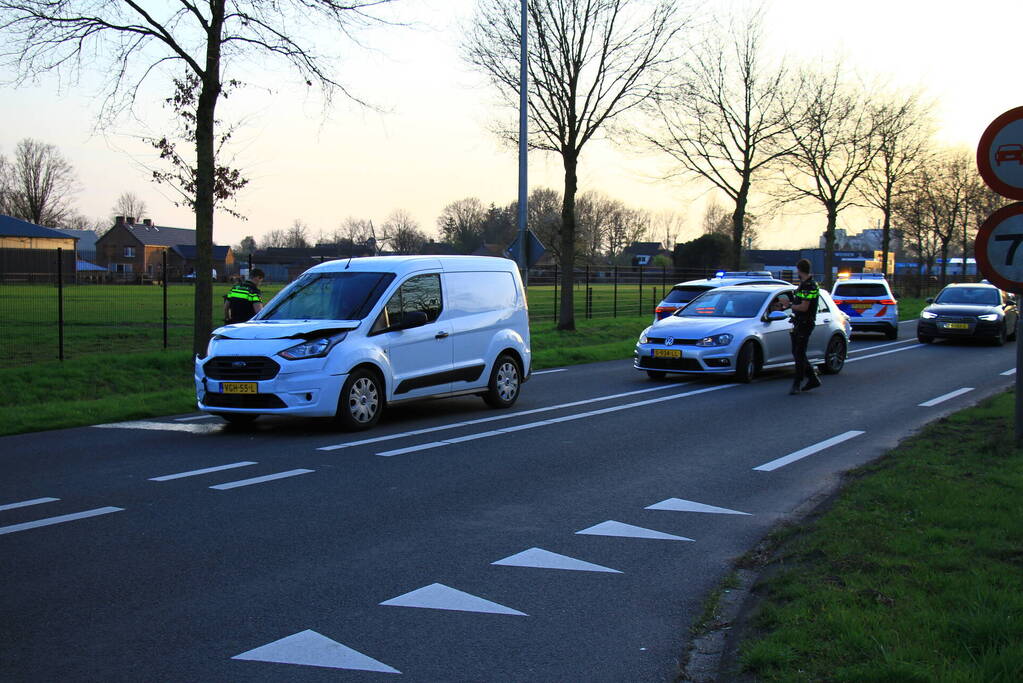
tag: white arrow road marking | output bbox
[210,469,313,490]
[0,497,59,512]
[380,583,527,616]
[575,520,694,542]
[1001,368,1016,376]
[492,547,622,573]
[93,420,221,434]
[232,630,400,674]
[319,383,686,452]
[375,384,737,457]
[149,461,257,482]
[754,430,865,472]
[645,498,751,515]
[0,507,124,536]
[919,387,974,407]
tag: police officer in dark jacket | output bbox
[224,269,265,324]
[780,258,821,395]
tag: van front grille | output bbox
[203,356,279,381]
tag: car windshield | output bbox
[258,271,395,320]
[663,285,711,304]
[934,287,1000,306]
[678,290,769,318]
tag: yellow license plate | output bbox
[942,323,969,330]
[653,349,681,359]
[221,382,257,394]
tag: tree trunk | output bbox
[558,151,578,331]
[730,179,750,270]
[881,183,893,276]
[939,241,949,286]
[192,4,225,356]
[823,203,838,290]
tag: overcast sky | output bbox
[1,0,1020,250]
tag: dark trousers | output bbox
[790,326,813,384]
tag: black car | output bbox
[917,283,1019,345]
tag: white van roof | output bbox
[305,255,518,277]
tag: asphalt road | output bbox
[1,320,1017,682]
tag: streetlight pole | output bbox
[517,0,528,285]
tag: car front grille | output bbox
[203,356,280,381]
[645,337,699,346]
[637,356,703,371]
[203,393,287,409]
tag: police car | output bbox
[653,271,789,322]
[830,273,899,339]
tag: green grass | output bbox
[736,390,1023,682]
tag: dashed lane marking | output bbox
[380,583,528,616]
[232,630,401,674]
[319,382,690,452]
[210,469,314,490]
[531,368,566,375]
[492,547,622,573]
[845,344,925,363]
[0,506,124,536]
[149,461,257,482]
[919,387,974,407]
[645,498,751,515]
[753,430,865,472]
[576,520,694,542]
[0,497,59,512]
[375,384,737,457]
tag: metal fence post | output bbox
[553,264,559,322]
[585,265,590,319]
[162,250,168,349]
[613,265,618,318]
[57,248,64,361]
[638,266,643,316]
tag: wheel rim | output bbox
[495,361,519,402]
[744,350,755,378]
[348,377,379,423]
[827,338,846,371]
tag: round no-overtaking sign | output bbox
[975,202,1023,294]
[978,106,1023,200]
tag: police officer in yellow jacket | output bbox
[780,258,821,395]
[224,269,264,324]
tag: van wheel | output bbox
[821,336,847,375]
[733,342,757,383]
[483,354,521,408]
[336,368,383,431]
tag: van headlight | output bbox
[696,333,733,347]
[279,332,348,360]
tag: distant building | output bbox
[623,241,669,267]
[0,214,78,282]
[95,216,234,281]
[821,227,902,255]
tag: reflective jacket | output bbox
[225,280,262,323]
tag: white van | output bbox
[195,256,531,430]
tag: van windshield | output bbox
[258,272,395,321]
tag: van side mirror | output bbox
[391,310,429,331]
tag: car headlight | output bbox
[278,332,348,360]
[696,333,733,347]
[639,328,651,344]
[978,313,999,321]
[920,311,937,319]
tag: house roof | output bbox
[0,214,79,240]
[56,228,99,251]
[624,241,663,256]
[111,223,198,247]
[76,259,106,272]
[170,244,232,260]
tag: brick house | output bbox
[95,216,233,281]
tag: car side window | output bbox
[373,273,442,333]
[816,295,830,314]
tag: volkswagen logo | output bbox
[231,361,248,368]
[665,336,674,346]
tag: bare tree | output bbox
[0,0,401,353]
[522,187,563,263]
[778,65,878,288]
[438,197,487,253]
[862,92,933,275]
[650,209,687,251]
[575,191,615,262]
[893,172,939,295]
[919,149,975,285]
[605,204,650,262]
[466,0,685,330]
[641,4,793,270]
[4,138,78,226]
[111,192,148,223]
[285,220,311,249]
[383,209,427,254]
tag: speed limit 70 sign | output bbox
[975,203,1023,294]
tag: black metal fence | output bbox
[0,248,978,367]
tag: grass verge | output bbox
[734,390,1023,681]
